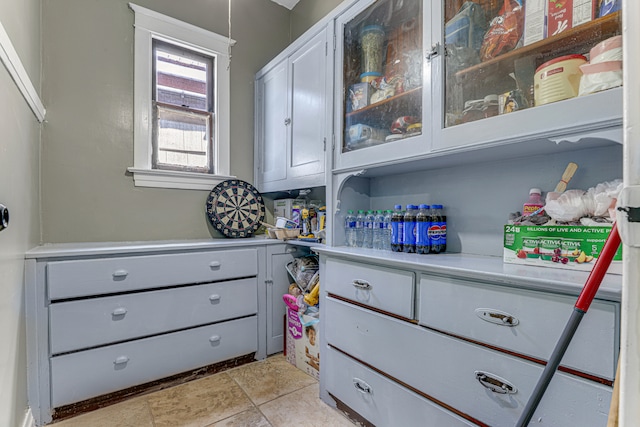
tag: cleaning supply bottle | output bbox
[523,188,544,216]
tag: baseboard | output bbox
[21,408,35,427]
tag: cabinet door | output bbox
[433,1,623,151]
[288,28,328,180]
[257,60,289,187]
[334,0,432,171]
[265,244,295,355]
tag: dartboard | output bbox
[206,179,265,238]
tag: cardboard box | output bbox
[285,307,320,379]
[547,0,597,37]
[273,199,294,221]
[524,0,548,46]
[347,82,371,113]
[503,224,622,274]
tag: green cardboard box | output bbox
[503,225,622,274]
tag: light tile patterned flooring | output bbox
[54,354,357,427]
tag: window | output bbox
[129,3,235,190]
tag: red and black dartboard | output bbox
[206,179,265,238]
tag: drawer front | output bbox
[50,316,257,408]
[325,347,476,427]
[418,275,618,380]
[325,257,414,318]
[47,249,258,299]
[50,278,257,354]
[325,298,612,427]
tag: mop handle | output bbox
[575,223,621,312]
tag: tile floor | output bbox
[54,354,357,427]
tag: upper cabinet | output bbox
[333,0,623,172]
[255,26,333,193]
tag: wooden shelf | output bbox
[346,86,422,119]
[455,11,621,82]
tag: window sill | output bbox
[128,167,236,190]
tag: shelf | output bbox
[454,11,621,83]
[345,86,422,127]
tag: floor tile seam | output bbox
[253,380,318,407]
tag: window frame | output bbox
[129,3,235,190]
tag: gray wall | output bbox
[291,0,343,40]
[0,0,41,424]
[41,0,292,243]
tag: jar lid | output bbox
[536,54,587,73]
[360,72,382,78]
[361,25,385,35]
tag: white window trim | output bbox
[128,3,235,190]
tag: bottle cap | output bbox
[419,204,429,209]
[529,188,542,195]
[347,210,353,214]
[358,210,364,213]
[394,204,402,210]
[433,204,443,209]
[406,204,415,209]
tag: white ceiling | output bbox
[270,0,301,10]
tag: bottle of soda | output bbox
[429,204,446,253]
[363,210,375,249]
[344,210,356,247]
[355,210,365,247]
[403,204,418,253]
[416,204,431,254]
[390,205,404,252]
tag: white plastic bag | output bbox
[544,189,594,222]
[588,179,623,218]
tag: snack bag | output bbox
[480,0,524,61]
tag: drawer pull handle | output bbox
[352,279,371,290]
[475,308,519,326]
[209,261,222,269]
[209,335,221,344]
[112,270,128,279]
[112,307,128,316]
[474,371,517,394]
[114,356,129,365]
[353,378,372,394]
[209,294,221,303]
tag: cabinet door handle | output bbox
[475,308,519,326]
[114,356,129,365]
[352,279,372,290]
[112,269,128,279]
[284,118,291,125]
[426,42,440,60]
[209,335,221,344]
[353,378,372,394]
[209,294,221,303]
[474,371,517,394]
[112,307,128,316]
[209,261,221,269]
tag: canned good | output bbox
[534,54,587,106]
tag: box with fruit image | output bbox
[503,225,622,274]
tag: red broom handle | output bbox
[575,223,621,312]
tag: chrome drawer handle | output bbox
[475,308,519,326]
[475,371,517,394]
[352,279,371,290]
[112,270,129,279]
[209,294,221,303]
[114,356,129,365]
[209,261,221,269]
[209,335,221,344]
[353,378,372,395]
[112,307,128,316]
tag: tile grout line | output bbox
[226,371,275,427]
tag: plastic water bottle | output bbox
[344,210,357,247]
[383,210,392,251]
[391,205,404,252]
[403,204,418,253]
[429,204,447,253]
[416,204,431,254]
[373,210,385,249]
[363,210,375,249]
[355,210,365,247]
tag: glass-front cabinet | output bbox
[334,0,623,171]
[334,0,432,171]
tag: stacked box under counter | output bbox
[24,239,295,426]
[316,248,621,427]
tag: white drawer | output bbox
[418,275,618,380]
[47,249,258,299]
[325,298,612,427]
[325,257,414,319]
[325,346,476,427]
[50,316,257,408]
[50,278,257,354]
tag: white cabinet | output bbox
[255,26,332,193]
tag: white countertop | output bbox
[313,246,622,302]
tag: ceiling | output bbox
[270,0,301,10]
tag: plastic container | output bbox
[391,205,404,252]
[360,25,385,80]
[383,210,393,251]
[579,36,622,96]
[523,188,545,215]
[355,210,365,247]
[403,204,418,253]
[373,210,385,250]
[416,204,431,255]
[363,210,375,249]
[534,54,587,106]
[344,210,357,247]
[429,205,447,254]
